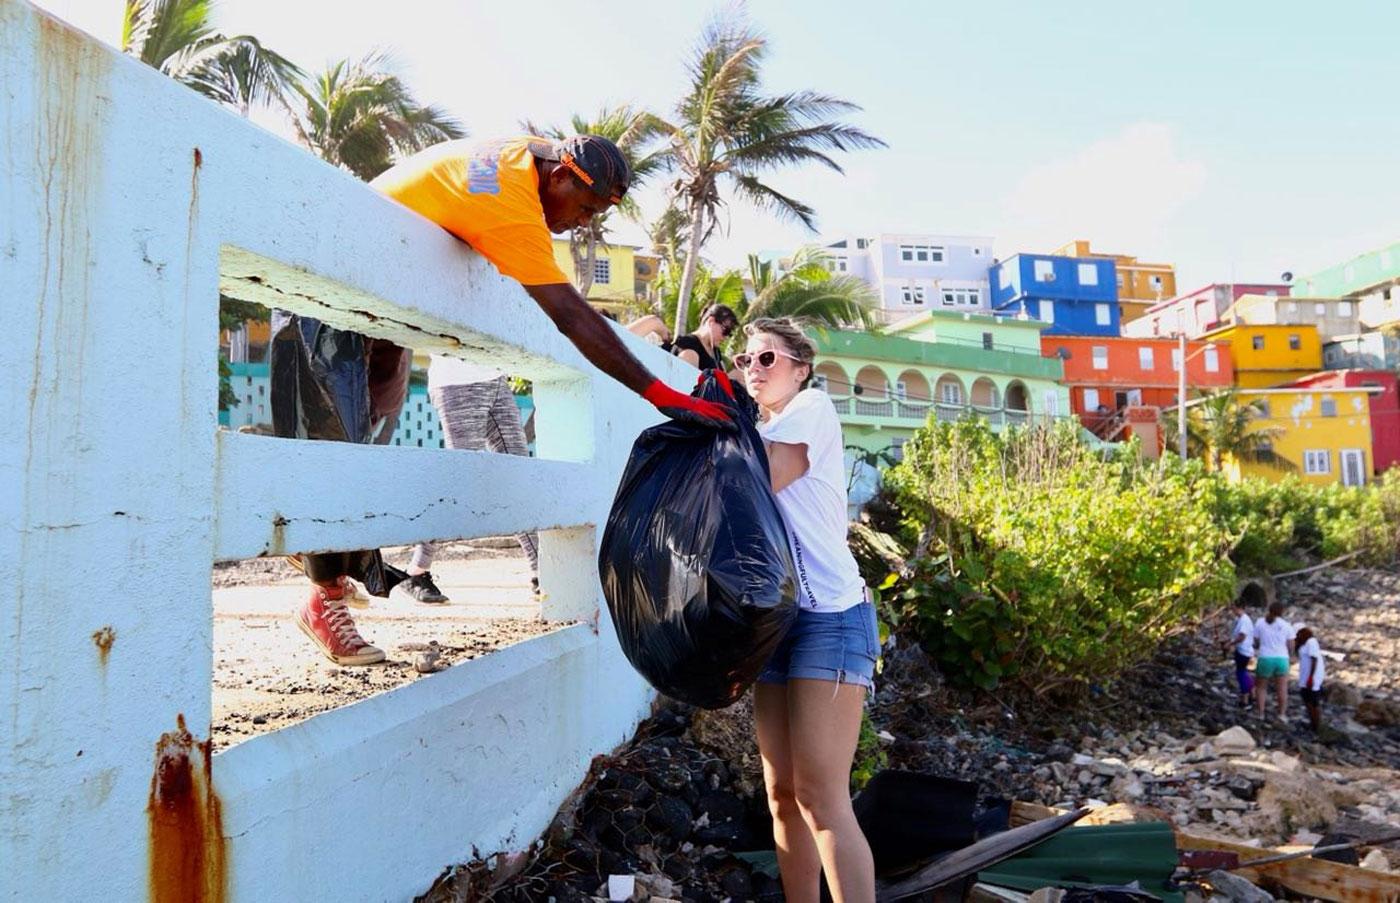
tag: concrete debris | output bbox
[1362,848,1391,872]
[1205,868,1275,902]
[1214,726,1257,756]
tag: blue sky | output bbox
[36,0,1400,288]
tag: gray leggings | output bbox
[409,378,539,574]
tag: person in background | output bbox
[1222,600,1255,709]
[672,304,738,371]
[626,313,672,347]
[1295,625,1326,731]
[740,317,875,903]
[1252,601,1296,721]
[396,365,538,605]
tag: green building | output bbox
[811,310,1069,459]
[1292,240,1400,328]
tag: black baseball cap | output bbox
[529,135,631,205]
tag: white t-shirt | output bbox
[1253,617,1295,659]
[1232,613,1255,657]
[428,354,503,393]
[757,389,865,613]
[1297,637,1326,689]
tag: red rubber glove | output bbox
[643,379,736,430]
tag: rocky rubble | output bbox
[420,567,1400,900]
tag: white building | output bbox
[816,232,995,324]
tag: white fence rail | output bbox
[0,3,671,899]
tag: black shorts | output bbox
[1300,686,1325,706]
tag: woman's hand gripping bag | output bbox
[599,371,797,708]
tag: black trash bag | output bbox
[852,771,979,877]
[269,310,411,597]
[599,371,797,708]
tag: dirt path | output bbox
[212,541,560,750]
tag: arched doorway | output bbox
[895,369,930,421]
[814,361,850,412]
[933,373,966,422]
[971,377,1001,426]
[1004,380,1031,426]
[854,365,892,416]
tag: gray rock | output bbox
[1206,869,1274,902]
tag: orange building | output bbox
[1054,240,1177,325]
[1041,334,1234,436]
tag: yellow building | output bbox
[551,239,651,313]
[1225,386,1374,486]
[1054,240,1177,324]
[1201,323,1322,388]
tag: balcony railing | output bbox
[833,394,1033,428]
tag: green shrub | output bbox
[884,420,1237,697]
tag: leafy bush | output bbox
[883,419,1238,697]
[1204,471,1400,574]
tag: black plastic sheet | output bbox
[269,310,410,596]
[599,372,797,708]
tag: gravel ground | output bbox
[211,539,560,750]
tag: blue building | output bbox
[989,253,1119,336]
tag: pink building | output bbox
[1124,283,1292,339]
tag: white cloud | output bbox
[997,122,1206,255]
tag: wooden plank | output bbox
[1176,831,1400,903]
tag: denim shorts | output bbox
[758,601,879,690]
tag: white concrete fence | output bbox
[0,2,674,898]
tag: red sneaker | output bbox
[296,584,385,666]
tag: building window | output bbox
[1092,346,1109,370]
[982,332,994,350]
[1150,275,1163,289]
[1139,347,1154,370]
[1083,388,1101,410]
[1034,259,1055,282]
[967,288,980,306]
[890,437,906,462]
[1095,303,1111,326]
[1038,300,1055,323]
[856,238,868,249]
[1288,334,1301,350]
[1116,273,1124,287]
[1205,348,1219,373]
[1252,335,1265,351]
[1321,397,1337,417]
[1304,450,1331,474]
[593,258,611,284]
[1339,300,1353,317]
[829,256,848,273]
[998,267,1013,290]
[942,291,956,306]
[1078,263,1098,286]
[899,244,944,263]
[894,380,907,401]
[973,247,983,256]
[940,382,963,405]
[913,286,925,304]
[1314,302,1327,316]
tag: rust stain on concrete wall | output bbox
[147,715,227,903]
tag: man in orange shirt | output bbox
[276,135,733,667]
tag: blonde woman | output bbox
[738,317,876,903]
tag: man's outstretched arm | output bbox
[524,282,733,428]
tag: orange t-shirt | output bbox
[370,137,569,287]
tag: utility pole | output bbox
[1178,328,1188,459]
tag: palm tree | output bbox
[289,53,466,181]
[121,0,300,116]
[1166,390,1294,473]
[742,245,880,330]
[655,260,746,332]
[654,13,885,334]
[522,106,666,296]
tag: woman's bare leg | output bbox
[787,678,875,903]
[755,682,822,903]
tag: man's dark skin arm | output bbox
[525,282,655,393]
[524,282,735,428]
